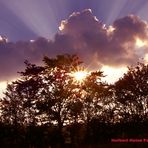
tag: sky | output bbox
[1,0,148,95]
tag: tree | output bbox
[16,60,44,126]
[1,83,24,126]
[1,54,119,146]
[82,71,104,124]
[36,54,83,145]
[115,63,148,122]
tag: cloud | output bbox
[0,9,148,81]
[58,10,148,66]
[0,37,50,80]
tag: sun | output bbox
[71,71,88,82]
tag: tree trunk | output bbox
[58,117,65,147]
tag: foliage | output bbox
[0,56,148,147]
[115,63,148,122]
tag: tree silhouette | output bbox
[1,54,148,147]
[36,54,84,146]
[115,63,148,122]
[1,83,24,126]
[16,60,44,126]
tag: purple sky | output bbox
[0,0,148,41]
[0,0,148,83]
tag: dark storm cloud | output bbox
[0,9,148,81]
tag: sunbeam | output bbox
[1,0,60,39]
[106,0,129,24]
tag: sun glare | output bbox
[101,66,128,83]
[59,21,66,31]
[0,81,7,97]
[72,71,88,82]
[107,26,115,34]
[135,38,146,48]
[144,54,148,63]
